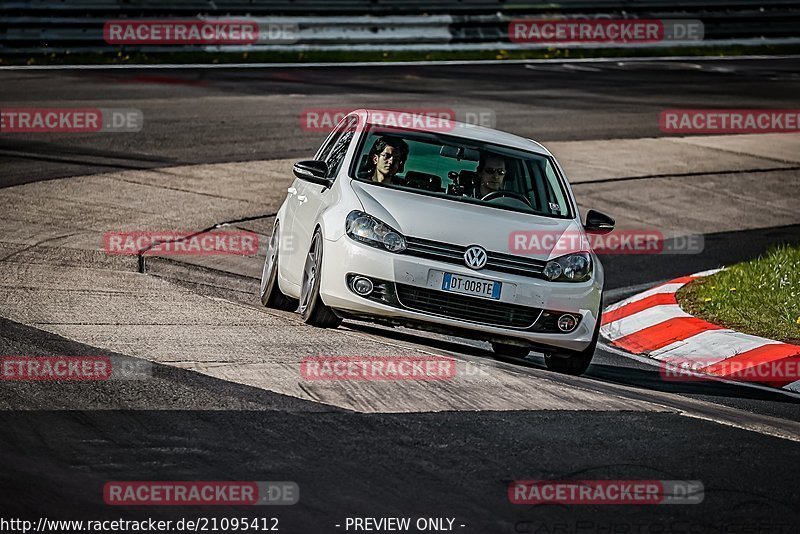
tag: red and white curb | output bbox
[601,269,800,392]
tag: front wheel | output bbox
[299,230,342,328]
[260,222,298,311]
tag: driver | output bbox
[476,154,507,198]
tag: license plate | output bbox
[442,273,501,300]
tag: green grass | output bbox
[3,43,800,66]
[677,244,800,344]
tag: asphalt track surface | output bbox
[1,58,800,532]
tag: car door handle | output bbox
[297,195,308,203]
[287,187,297,195]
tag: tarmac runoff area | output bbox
[0,132,798,414]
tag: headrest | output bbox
[403,171,442,192]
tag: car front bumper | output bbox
[319,235,603,352]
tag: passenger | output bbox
[476,154,507,198]
[365,136,409,184]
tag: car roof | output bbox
[351,109,552,156]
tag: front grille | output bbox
[395,283,541,329]
[403,236,546,278]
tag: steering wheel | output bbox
[481,190,534,208]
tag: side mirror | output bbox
[584,209,615,234]
[293,160,332,187]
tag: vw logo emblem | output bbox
[464,245,488,270]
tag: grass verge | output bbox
[677,244,800,344]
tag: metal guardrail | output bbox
[1,1,800,56]
[3,1,800,15]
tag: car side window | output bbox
[315,115,356,163]
[320,117,358,180]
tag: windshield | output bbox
[350,125,573,218]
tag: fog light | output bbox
[557,314,578,332]
[352,276,374,296]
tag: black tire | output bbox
[491,342,531,359]
[544,313,601,376]
[299,230,342,328]
[260,222,298,311]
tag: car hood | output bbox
[350,181,585,261]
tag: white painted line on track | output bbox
[650,330,783,365]
[2,54,800,70]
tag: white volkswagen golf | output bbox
[260,109,615,375]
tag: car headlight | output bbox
[543,252,592,282]
[346,211,407,253]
